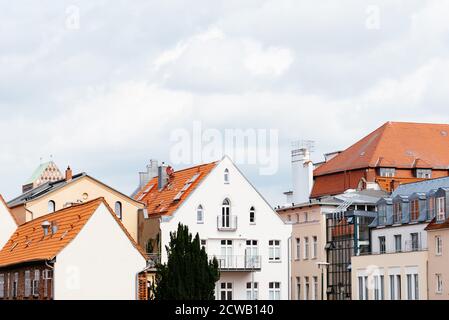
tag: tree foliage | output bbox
[154,223,220,300]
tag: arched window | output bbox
[250,206,256,224]
[48,200,55,213]
[115,201,122,220]
[221,199,231,228]
[197,205,204,223]
[224,169,230,184]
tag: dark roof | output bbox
[392,176,449,197]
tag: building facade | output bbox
[0,198,148,300]
[134,156,292,300]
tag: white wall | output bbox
[0,197,16,249]
[54,203,147,300]
[371,223,428,254]
[160,157,292,300]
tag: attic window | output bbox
[416,169,432,179]
[379,168,395,178]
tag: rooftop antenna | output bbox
[291,140,315,153]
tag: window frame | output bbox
[114,201,122,220]
[268,240,281,262]
[196,205,204,224]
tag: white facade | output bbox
[371,224,428,254]
[160,157,292,300]
[0,197,16,249]
[54,203,147,300]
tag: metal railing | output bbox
[146,253,161,268]
[360,244,428,256]
[215,255,261,271]
[217,215,238,231]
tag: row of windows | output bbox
[377,232,422,254]
[0,269,52,299]
[196,199,257,225]
[295,276,319,300]
[379,168,432,179]
[208,239,282,262]
[295,236,318,260]
[358,273,419,300]
[218,282,281,300]
[47,200,123,219]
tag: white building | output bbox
[135,156,292,300]
[0,195,17,249]
[0,198,148,300]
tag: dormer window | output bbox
[428,196,436,220]
[437,197,446,222]
[378,205,387,225]
[48,200,55,213]
[410,199,420,222]
[224,169,230,184]
[393,202,402,224]
[416,169,432,179]
[379,168,395,178]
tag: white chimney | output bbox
[158,162,169,191]
[291,147,314,205]
[139,159,159,189]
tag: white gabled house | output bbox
[135,156,292,300]
[0,195,17,249]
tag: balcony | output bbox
[216,255,262,271]
[217,215,238,231]
[146,253,161,269]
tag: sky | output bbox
[1,0,449,206]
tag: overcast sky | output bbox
[1,1,449,206]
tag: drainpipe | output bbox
[45,260,55,300]
[288,235,292,300]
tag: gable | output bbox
[0,195,17,250]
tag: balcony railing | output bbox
[217,215,238,231]
[216,255,262,271]
[146,253,161,269]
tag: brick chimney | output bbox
[65,166,73,182]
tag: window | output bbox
[224,169,230,184]
[221,199,231,228]
[407,274,419,300]
[219,282,233,300]
[304,237,309,259]
[25,270,31,297]
[436,236,443,256]
[32,270,40,297]
[220,240,233,268]
[114,201,122,220]
[379,236,386,254]
[197,205,204,224]
[269,240,281,262]
[378,205,387,225]
[313,276,318,300]
[393,202,402,224]
[245,240,259,268]
[0,274,4,298]
[380,168,395,177]
[436,274,443,294]
[304,277,309,300]
[394,235,402,252]
[296,277,301,300]
[437,197,446,222]
[48,200,55,213]
[246,282,258,300]
[295,238,301,260]
[374,275,385,300]
[249,207,256,224]
[312,236,318,259]
[411,233,419,251]
[410,199,419,222]
[358,276,368,300]
[269,282,281,300]
[389,274,401,300]
[12,273,18,298]
[416,169,432,179]
[428,197,436,219]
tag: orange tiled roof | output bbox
[0,194,18,225]
[0,198,146,268]
[314,122,449,177]
[134,162,218,217]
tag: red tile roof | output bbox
[425,217,449,231]
[314,122,449,177]
[134,162,218,217]
[0,198,146,268]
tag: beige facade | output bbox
[351,251,428,300]
[427,229,449,300]
[9,175,144,242]
[278,204,333,300]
